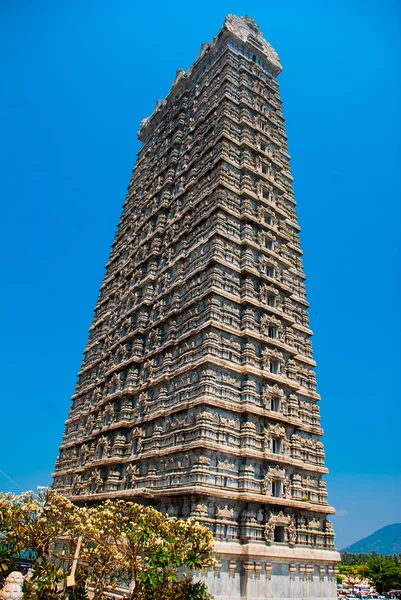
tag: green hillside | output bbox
[341,523,401,554]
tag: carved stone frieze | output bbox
[53,14,336,572]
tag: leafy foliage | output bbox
[0,490,215,600]
[341,551,401,566]
[338,564,368,589]
[0,543,17,576]
[339,553,401,593]
[77,499,215,600]
[366,555,401,593]
[0,489,83,560]
[23,560,64,600]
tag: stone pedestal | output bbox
[203,542,340,600]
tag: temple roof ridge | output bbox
[138,14,282,141]
[223,14,282,75]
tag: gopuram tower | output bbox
[53,14,340,599]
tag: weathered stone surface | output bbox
[53,14,339,598]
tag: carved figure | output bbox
[0,572,24,600]
[287,522,297,544]
[264,521,275,543]
[52,15,336,566]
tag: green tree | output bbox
[0,543,17,577]
[23,560,64,600]
[366,555,401,593]
[78,499,215,600]
[0,489,83,561]
[338,564,368,591]
[0,490,83,597]
[0,492,215,600]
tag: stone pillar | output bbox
[228,560,237,598]
[244,561,254,598]
[299,564,306,599]
[213,562,222,598]
[319,564,326,599]
[264,562,272,599]
[306,564,314,599]
[254,562,262,598]
[289,562,296,598]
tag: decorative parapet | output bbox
[138,15,281,141]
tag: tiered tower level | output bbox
[53,15,339,600]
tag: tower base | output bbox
[204,542,340,600]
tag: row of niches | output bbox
[98,217,304,328]
[82,292,312,373]
[110,193,296,304]
[221,97,280,135]
[88,283,309,369]
[59,396,324,460]
[66,376,321,432]
[217,111,290,185]
[89,265,309,356]
[56,435,325,483]
[124,130,291,244]
[137,45,282,168]
[117,181,296,263]
[53,456,329,509]
[113,171,296,286]
[76,331,317,402]
[219,158,293,212]
[93,260,309,357]
[214,212,304,274]
[134,86,286,213]
[123,147,294,253]
[62,398,322,457]
[108,210,297,325]
[134,105,288,205]
[53,461,333,549]
[135,78,286,188]
[121,144,292,260]
[108,202,302,296]
[58,408,325,468]
[161,502,335,547]
[132,145,291,237]
[105,219,303,301]
[99,241,308,318]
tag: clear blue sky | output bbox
[0,0,400,550]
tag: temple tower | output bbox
[53,15,339,599]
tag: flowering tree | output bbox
[0,489,83,598]
[78,500,215,600]
[0,491,215,600]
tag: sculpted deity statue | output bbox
[72,473,83,495]
[264,521,275,543]
[79,443,89,464]
[287,522,297,545]
[91,469,103,493]
[283,477,291,499]
[0,572,24,600]
[325,520,334,534]
[262,473,272,495]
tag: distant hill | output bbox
[341,523,401,554]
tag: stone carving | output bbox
[53,16,337,591]
[0,572,24,600]
[224,14,282,76]
[217,505,235,519]
[287,522,297,545]
[91,469,103,493]
[264,521,275,543]
[270,511,291,526]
